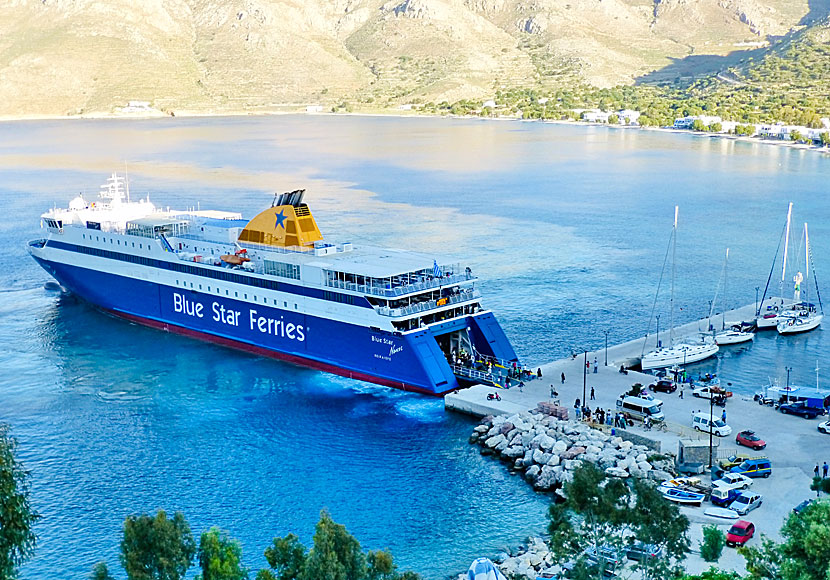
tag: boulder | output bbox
[586,445,602,455]
[485,434,506,449]
[546,454,560,467]
[552,440,568,454]
[538,434,555,451]
[636,453,648,463]
[532,449,548,465]
[504,445,526,458]
[638,461,653,472]
[500,422,515,435]
[605,466,629,478]
[525,465,541,481]
[495,438,510,453]
[563,459,582,471]
[562,446,586,459]
[474,424,489,434]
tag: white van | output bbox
[616,395,665,421]
[692,412,732,436]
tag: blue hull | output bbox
[34,258,517,395]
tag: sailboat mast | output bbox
[670,206,678,345]
[723,248,729,330]
[781,202,793,298]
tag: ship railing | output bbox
[451,364,502,387]
[375,289,480,317]
[327,272,475,298]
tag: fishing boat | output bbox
[641,207,719,370]
[661,487,706,505]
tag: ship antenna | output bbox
[124,162,131,203]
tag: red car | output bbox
[736,430,766,450]
[726,520,755,547]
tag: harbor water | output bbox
[1,116,829,578]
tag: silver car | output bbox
[732,491,763,515]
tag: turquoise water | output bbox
[1,116,829,579]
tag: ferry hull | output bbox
[32,256,517,396]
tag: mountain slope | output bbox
[0,0,825,116]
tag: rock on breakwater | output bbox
[469,404,677,492]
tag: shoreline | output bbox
[1,108,828,157]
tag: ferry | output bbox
[28,174,520,396]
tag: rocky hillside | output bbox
[0,0,827,116]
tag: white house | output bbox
[583,109,611,123]
[305,105,324,113]
[482,100,497,109]
[618,109,640,124]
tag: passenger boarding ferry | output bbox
[28,174,520,395]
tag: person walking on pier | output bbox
[679,387,684,399]
[561,372,566,384]
[722,409,727,423]
[590,387,595,401]
[593,358,598,373]
[823,462,828,478]
[814,464,820,478]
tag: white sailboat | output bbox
[710,249,755,345]
[641,207,720,370]
[778,223,823,335]
[756,203,800,329]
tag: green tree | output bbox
[260,534,306,580]
[197,527,248,580]
[709,122,722,133]
[91,561,115,580]
[120,510,196,580]
[629,479,690,578]
[608,114,620,125]
[700,525,725,563]
[301,510,365,580]
[547,464,689,580]
[790,130,803,142]
[692,119,706,131]
[819,132,830,146]
[0,424,40,580]
[681,568,743,580]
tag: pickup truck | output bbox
[779,401,822,419]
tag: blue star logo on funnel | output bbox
[274,210,287,229]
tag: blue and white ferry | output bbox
[28,174,520,395]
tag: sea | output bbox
[1,115,829,579]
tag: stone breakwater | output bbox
[469,405,677,492]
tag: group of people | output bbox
[570,400,629,428]
[813,462,829,479]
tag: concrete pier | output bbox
[445,297,826,573]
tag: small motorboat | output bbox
[661,487,705,505]
[703,507,739,520]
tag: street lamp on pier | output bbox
[786,366,793,389]
[755,286,760,315]
[656,315,661,348]
[604,329,610,366]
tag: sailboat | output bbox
[641,207,720,370]
[710,249,755,345]
[778,223,823,334]
[756,203,803,329]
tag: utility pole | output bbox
[708,392,715,469]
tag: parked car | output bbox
[692,413,732,436]
[729,458,772,479]
[719,453,755,471]
[726,520,755,547]
[713,472,753,491]
[779,401,822,419]
[736,430,766,450]
[650,379,677,393]
[731,491,763,515]
[818,420,830,434]
[564,546,621,577]
[710,486,741,507]
[624,542,663,562]
[793,499,814,514]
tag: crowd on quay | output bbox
[448,347,543,388]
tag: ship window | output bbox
[284,302,287,307]
[132,242,135,247]
[96,236,99,241]
[199,285,202,290]
[190,282,194,288]
[234,292,238,297]
[207,286,211,292]
[294,304,298,310]
[225,290,229,296]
